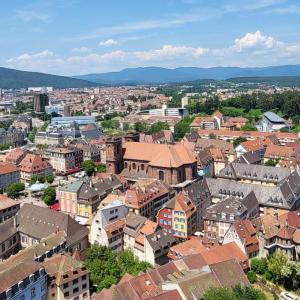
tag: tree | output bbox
[134,121,149,133]
[46,175,54,184]
[5,183,25,198]
[174,116,194,140]
[265,159,279,167]
[204,287,236,300]
[251,258,268,275]
[42,187,56,206]
[267,251,288,283]
[83,160,95,176]
[241,123,257,131]
[85,245,152,292]
[204,285,266,300]
[28,127,37,142]
[149,122,169,134]
[96,163,106,173]
[233,285,266,300]
[233,137,247,148]
[247,271,257,283]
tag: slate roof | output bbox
[206,170,300,210]
[218,162,290,183]
[16,204,88,247]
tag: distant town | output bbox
[0,79,299,300]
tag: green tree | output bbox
[85,245,152,292]
[46,175,54,184]
[267,251,288,283]
[83,160,95,176]
[28,127,37,142]
[42,187,56,206]
[96,163,106,173]
[174,116,195,140]
[247,271,257,283]
[233,137,247,148]
[134,121,149,133]
[5,183,25,198]
[265,159,279,167]
[204,287,236,300]
[251,258,268,275]
[241,123,257,131]
[233,284,266,300]
[149,122,169,134]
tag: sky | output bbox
[1,0,300,75]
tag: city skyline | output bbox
[1,0,300,75]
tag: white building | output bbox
[90,200,128,251]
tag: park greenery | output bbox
[5,183,25,198]
[203,284,266,300]
[42,186,56,206]
[83,160,96,176]
[250,252,300,291]
[84,245,152,292]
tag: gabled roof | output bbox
[19,153,51,173]
[17,203,88,246]
[123,142,196,168]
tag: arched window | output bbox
[159,170,164,181]
[141,164,145,171]
[132,163,136,170]
[124,162,128,168]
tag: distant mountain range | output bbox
[0,67,94,89]
[74,65,300,84]
[2,65,300,89]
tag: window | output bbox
[63,283,68,289]
[73,278,78,284]
[82,283,87,289]
[73,287,79,294]
[31,287,36,299]
[64,292,69,298]
[159,170,164,181]
[132,163,136,170]
[83,292,88,298]
[74,297,79,300]
[19,295,25,300]
[1,244,5,252]
[141,164,145,171]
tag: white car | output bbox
[280,291,298,300]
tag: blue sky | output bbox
[1,0,300,75]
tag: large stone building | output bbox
[0,162,20,190]
[105,137,197,186]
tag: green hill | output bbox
[0,67,95,89]
[226,76,300,87]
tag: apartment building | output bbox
[49,146,83,175]
[0,195,20,223]
[124,179,174,219]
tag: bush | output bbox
[247,271,257,283]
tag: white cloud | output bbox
[233,30,280,52]
[71,47,92,53]
[98,39,119,47]
[16,9,49,22]
[6,32,300,75]
[135,45,208,61]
